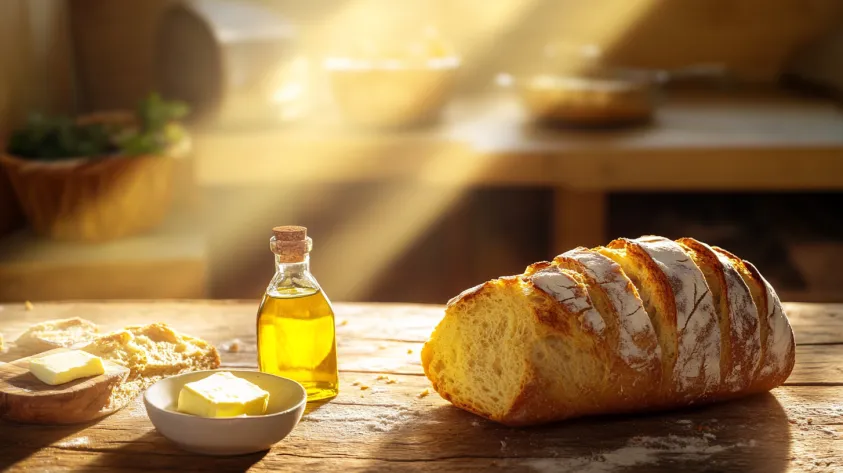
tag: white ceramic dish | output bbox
[144,369,306,455]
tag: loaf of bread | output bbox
[421,236,795,426]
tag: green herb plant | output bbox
[6,93,189,160]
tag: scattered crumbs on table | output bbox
[407,348,413,354]
[24,301,33,311]
[339,320,348,326]
[351,379,363,386]
[386,378,398,384]
[221,339,243,353]
[676,419,692,424]
[418,388,430,398]
[807,418,813,425]
[359,385,370,391]
[376,374,389,380]
[377,344,388,350]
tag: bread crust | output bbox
[677,238,761,395]
[712,248,795,393]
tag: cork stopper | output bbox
[271,226,310,263]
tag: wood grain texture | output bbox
[0,300,840,472]
[0,348,129,424]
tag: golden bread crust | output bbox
[678,238,761,395]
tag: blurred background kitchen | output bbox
[1,0,842,304]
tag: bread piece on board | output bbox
[15,317,100,354]
[82,323,221,411]
[595,236,721,401]
[554,248,662,402]
[677,238,761,394]
[712,248,796,393]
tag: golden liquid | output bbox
[257,287,339,401]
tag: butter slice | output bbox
[177,372,269,418]
[29,350,106,385]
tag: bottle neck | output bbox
[274,254,311,276]
[269,253,319,293]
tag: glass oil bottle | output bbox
[257,225,339,401]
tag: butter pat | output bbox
[178,372,270,418]
[29,350,105,385]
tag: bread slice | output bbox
[712,248,795,393]
[677,238,761,394]
[597,236,720,401]
[15,317,100,354]
[422,263,662,426]
[82,323,220,411]
[554,247,662,402]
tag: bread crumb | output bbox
[418,388,430,398]
[339,320,348,326]
[500,440,507,450]
[807,418,813,425]
[222,339,242,353]
[351,380,363,386]
[24,301,33,311]
[471,421,480,427]
[359,385,370,390]
[407,348,413,354]
[377,344,387,350]
[386,378,398,384]
[360,393,365,398]
[376,374,389,380]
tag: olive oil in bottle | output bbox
[257,226,338,401]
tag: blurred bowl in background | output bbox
[516,74,656,128]
[325,56,460,129]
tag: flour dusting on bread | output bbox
[556,248,660,371]
[634,236,721,393]
[530,266,605,334]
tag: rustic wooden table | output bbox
[0,301,841,472]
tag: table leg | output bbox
[552,189,607,255]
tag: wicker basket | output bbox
[0,112,176,242]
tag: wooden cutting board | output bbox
[0,348,129,424]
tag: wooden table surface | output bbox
[0,300,841,472]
